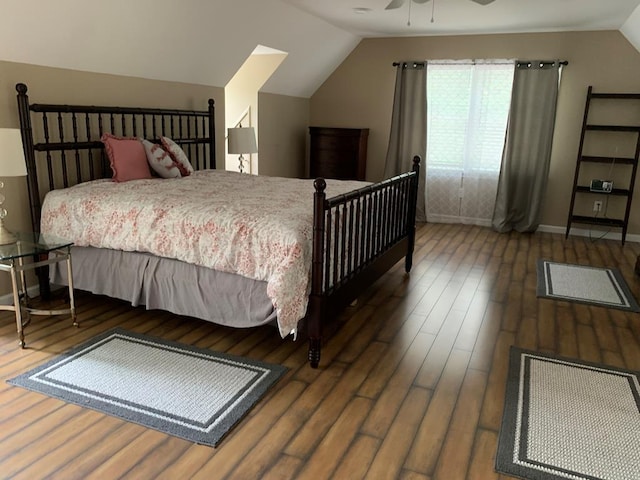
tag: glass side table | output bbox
[0,233,77,348]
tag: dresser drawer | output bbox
[309,127,368,181]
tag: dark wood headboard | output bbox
[16,82,216,233]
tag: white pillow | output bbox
[141,139,181,179]
[161,137,195,176]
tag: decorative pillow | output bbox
[141,139,181,179]
[101,133,152,182]
[160,136,195,176]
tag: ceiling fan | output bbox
[385,0,495,9]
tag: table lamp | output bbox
[0,129,28,245]
[227,127,258,173]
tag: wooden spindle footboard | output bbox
[307,156,421,368]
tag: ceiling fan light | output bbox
[385,0,405,10]
[471,0,495,5]
[386,0,432,10]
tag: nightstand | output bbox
[0,233,77,347]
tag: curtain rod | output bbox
[392,60,568,67]
[392,61,426,67]
[516,60,569,67]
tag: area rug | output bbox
[496,347,640,480]
[7,328,287,447]
[537,260,640,312]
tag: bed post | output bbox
[16,83,50,298]
[207,99,216,169]
[308,178,327,368]
[405,155,421,273]
[15,84,41,234]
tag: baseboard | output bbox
[0,284,40,306]
[425,219,639,242]
[538,224,640,244]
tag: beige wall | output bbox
[225,53,287,173]
[0,60,226,174]
[258,92,309,178]
[310,30,640,235]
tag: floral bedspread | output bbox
[40,170,369,337]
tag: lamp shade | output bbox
[227,127,258,155]
[0,129,27,177]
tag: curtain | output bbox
[492,61,561,233]
[426,61,514,225]
[384,62,427,222]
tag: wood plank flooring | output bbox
[0,222,639,479]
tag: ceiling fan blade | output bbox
[385,0,406,10]
[470,0,495,5]
[413,0,432,3]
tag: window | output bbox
[426,60,514,224]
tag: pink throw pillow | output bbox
[160,136,195,176]
[141,140,181,179]
[101,133,153,182]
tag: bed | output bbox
[15,82,420,368]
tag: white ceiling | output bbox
[284,0,640,37]
[0,0,360,98]
[1,0,639,99]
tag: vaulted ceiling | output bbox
[285,0,640,38]
[1,0,639,99]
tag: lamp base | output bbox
[0,222,17,245]
[238,154,245,173]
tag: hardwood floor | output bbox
[0,222,639,480]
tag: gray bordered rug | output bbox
[7,328,287,447]
[496,347,640,480]
[537,260,640,312]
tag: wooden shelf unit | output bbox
[565,86,640,244]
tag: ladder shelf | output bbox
[565,86,640,244]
